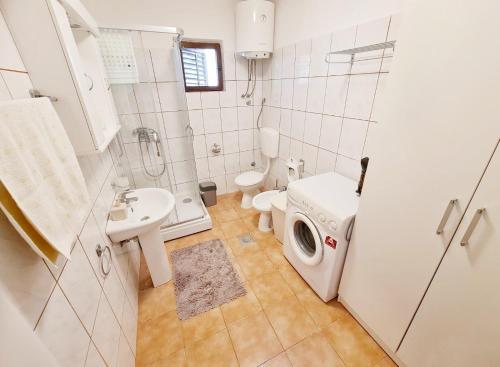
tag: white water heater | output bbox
[236,0,275,59]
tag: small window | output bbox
[180,41,223,92]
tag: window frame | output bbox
[180,41,224,92]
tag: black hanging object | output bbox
[356,157,369,195]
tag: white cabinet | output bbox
[398,141,500,367]
[338,0,500,357]
[0,0,120,155]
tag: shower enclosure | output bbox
[102,25,212,240]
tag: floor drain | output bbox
[182,197,192,203]
[238,233,255,245]
[140,216,150,221]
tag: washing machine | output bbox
[283,172,359,302]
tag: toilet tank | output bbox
[260,127,279,158]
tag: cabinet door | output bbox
[398,141,500,366]
[73,30,120,150]
[339,0,500,352]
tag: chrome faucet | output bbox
[117,190,138,204]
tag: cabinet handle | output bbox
[460,208,486,246]
[436,199,458,234]
[84,73,94,91]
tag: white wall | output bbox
[82,0,238,51]
[274,0,407,48]
[0,10,139,367]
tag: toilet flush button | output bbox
[328,220,337,231]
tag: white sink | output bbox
[106,188,175,287]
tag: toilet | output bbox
[252,190,279,232]
[252,157,303,233]
[235,127,279,208]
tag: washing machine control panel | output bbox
[296,196,338,232]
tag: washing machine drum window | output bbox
[289,212,323,266]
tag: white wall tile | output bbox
[344,74,378,120]
[133,83,160,113]
[172,161,195,184]
[294,39,311,78]
[335,155,361,181]
[279,135,291,160]
[280,109,292,136]
[290,139,303,160]
[59,241,101,334]
[238,129,253,151]
[370,73,388,121]
[319,115,342,152]
[103,263,126,322]
[271,48,283,79]
[239,151,254,171]
[237,106,253,130]
[263,106,280,130]
[157,82,186,111]
[338,118,369,159]
[118,115,141,143]
[235,55,249,81]
[111,85,138,114]
[310,34,332,77]
[163,111,189,138]
[303,113,322,146]
[186,92,202,110]
[280,79,294,109]
[292,78,308,111]
[302,143,319,174]
[121,298,137,356]
[291,110,306,140]
[355,17,391,48]
[150,48,178,82]
[193,135,207,158]
[223,52,236,80]
[282,44,296,78]
[306,77,327,113]
[220,81,237,107]
[85,342,106,367]
[262,59,272,80]
[221,107,238,131]
[262,80,272,102]
[316,149,337,174]
[188,110,204,135]
[270,79,282,107]
[35,286,90,367]
[201,91,220,108]
[224,153,240,174]
[169,137,194,162]
[223,131,239,153]
[202,108,222,133]
[117,331,135,367]
[208,156,226,177]
[196,158,210,180]
[92,295,121,367]
[323,75,349,116]
[205,133,223,157]
[225,173,240,193]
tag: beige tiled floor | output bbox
[136,193,395,367]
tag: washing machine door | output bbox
[288,212,323,266]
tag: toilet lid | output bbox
[271,191,287,212]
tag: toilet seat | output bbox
[235,171,264,187]
[252,190,279,212]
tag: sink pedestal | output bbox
[138,226,171,287]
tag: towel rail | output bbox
[325,40,396,64]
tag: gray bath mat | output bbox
[171,239,247,320]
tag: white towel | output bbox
[0,98,90,263]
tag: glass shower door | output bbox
[105,27,205,227]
